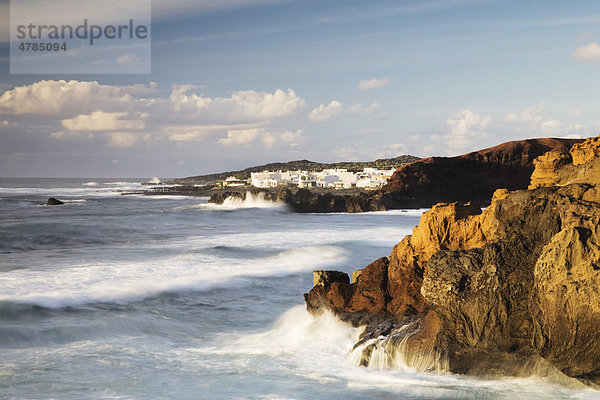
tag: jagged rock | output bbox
[304,258,391,315]
[571,136,600,165]
[351,269,363,284]
[312,270,349,287]
[528,151,572,189]
[46,197,64,205]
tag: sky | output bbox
[1,0,600,178]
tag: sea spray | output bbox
[350,322,448,373]
[221,191,285,209]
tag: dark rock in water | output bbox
[282,188,386,213]
[304,258,390,315]
[46,197,64,205]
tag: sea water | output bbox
[0,178,597,399]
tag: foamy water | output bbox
[0,178,597,399]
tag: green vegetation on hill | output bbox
[171,155,420,185]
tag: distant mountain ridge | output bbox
[171,155,421,185]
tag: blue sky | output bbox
[1,0,600,177]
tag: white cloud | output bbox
[357,77,391,90]
[219,128,263,146]
[445,109,491,154]
[0,80,306,149]
[219,127,303,148]
[332,141,408,161]
[62,111,145,131]
[504,103,561,135]
[0,80,154,116]
[572,42,600,61]
[309,100,342,121]
[262,129,303,148]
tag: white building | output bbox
[222,176,247,187]
[249,167,396,189]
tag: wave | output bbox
[183,306,593,399]
[0,244,346,308]
[82,182,98,186]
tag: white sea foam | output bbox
[82,181,98,186]
[0,245,346,308]
[179,306,597,399]
[198,191,286,210]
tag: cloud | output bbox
[261,129,303,148]
[332,141,407,161]
[309,100,342,121]
[445,109,491,154]
[0,80,155,117]
[0,80,307,150]
[168,86,305,120]
[219,127,304,148]
[357,77,391,90]
[347,102,381,115]
[62,111,145,131]
[219,128,262,146]
[504,103,561,135]
[572,42,600,61]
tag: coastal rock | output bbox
[305,135,600,384]
[46,197,64,205]
[312,270,349,287]
[381,138,582,209]
[283,188,386,213]
[528,151,572,189]
[304,258,391,315]
[571,135,600,165]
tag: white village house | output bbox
[249,167,396,189]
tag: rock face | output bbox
[304,135,600,385]
[381,138,582,209]
[208,187,387,213]
[46,197,64,205]
[282,188,386,213]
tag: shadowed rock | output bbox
[46,198,64,205]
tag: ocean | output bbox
[0,178,596,399]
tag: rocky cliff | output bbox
[381,138,582,209]
[304,135,600,385]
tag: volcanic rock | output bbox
[304,135,600,384]
[381,138,582,209]
[46,197,64,205]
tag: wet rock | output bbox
[46,197,64,205]
[312,270,349,287]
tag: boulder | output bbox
[46,197,64,205]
